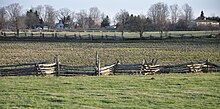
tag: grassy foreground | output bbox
[0,73,219,108]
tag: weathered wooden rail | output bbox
[0,61,48,76]
[1,31,219,42]
[0,54,220,76]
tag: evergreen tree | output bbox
[197,11,205,20]
[62,15,71,29]
[207,16,220,22]
[101,16,110,27]
[25,9,41,29]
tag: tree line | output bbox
[0,2,219,37]
[0,4,110,31]
[116,3,194,38]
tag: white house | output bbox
[195,19,219,27]
[56,20,64,29]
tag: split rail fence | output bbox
[0,53,220,76]
[1,31,220,41]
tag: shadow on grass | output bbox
[100,99,116,104]
[48,98,66,103]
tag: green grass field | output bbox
[0,32,220,108]
[0,73,219,108]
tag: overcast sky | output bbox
[1,0,220,20]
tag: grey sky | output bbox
[1,0,220,20]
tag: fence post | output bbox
[140,59,146,75]
[114,31,116,40]
[73,34,75,39]
[113,61,119,75]
[122,34,124,40]
[55,33,57,38]
[16,29,19,37]
[98,59,101,76]
[35,63,39,76]
[91,34,93,40]
[55,55,60,76]
[95,51,98,75]
[95,51,101,76]
[89,34,92,41]
[79,34,81,40]
[206,59,209,73]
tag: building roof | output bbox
[195,19,219,23]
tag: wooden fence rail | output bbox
[0,61,48,68]
[1,31,219,41]
[0,54,220,76]
[0,61,48,76]
[60,65,96,76]
[37,63,56,76]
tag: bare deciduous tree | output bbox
[18,15,26,30]
[170,4,180,24]
[169,4,180,30]
[56,8,72,29]
[136,15,151,38]
[100,12,106,21]
[56,8,71,20]
[44,5,56,29]
[122,14,151,38]
[148,2,169,38]
[34,5,45,20]
[69,11,76,29]
[115,9,129,37]
[0,7,7,30]
[182,3,193,29]
[76,9,89,30]
[89,7,101,28]
[6,3,22,35]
